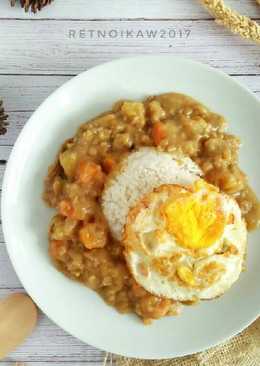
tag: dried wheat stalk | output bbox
[201,0,260,43]
[10,0,53,13]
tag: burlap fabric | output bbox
[117,317,260,366]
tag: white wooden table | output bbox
[0,1,259,364]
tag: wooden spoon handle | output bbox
[0,293,38,359]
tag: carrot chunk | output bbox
[102,156,116,173]
[76,161,105,185]
[151,122,166,146]
[79,223,107,249]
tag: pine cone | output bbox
[0,99,8,135]
[10,0,53,13]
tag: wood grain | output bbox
[0,244,21,288]
[0,0,259,20]
[2,363,105,366]
[0,147,12,161]
[2,363,107,366]
[0,20,260,76]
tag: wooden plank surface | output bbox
[0,19,260,75]
[0,0,259,20]
[0,244,21,288]
[0,146,12,161]
[0,0,259,364]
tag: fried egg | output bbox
[124,180,247,301]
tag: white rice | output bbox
[101,148,202,241]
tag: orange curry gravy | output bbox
[43,93,260,323]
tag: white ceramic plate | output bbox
[2,56,260,359]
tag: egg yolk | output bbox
[163,181,225,249]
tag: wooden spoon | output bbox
[0,293,38,359]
